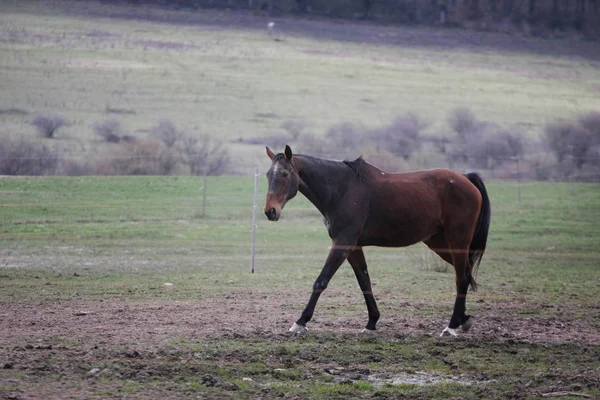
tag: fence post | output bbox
[516,156,522,204]
[198,173,207,217]
[250,167,259,273]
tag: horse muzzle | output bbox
[264,207,280,221]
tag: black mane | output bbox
[343,157,366,178]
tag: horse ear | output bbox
[266,146,275,160]
[284,145,293,160]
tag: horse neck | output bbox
[293,155,348,215]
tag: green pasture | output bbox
[0,176,599,399]
[1,175,599,300]
[1,0,600,167]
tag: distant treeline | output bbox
[107,0,599,37]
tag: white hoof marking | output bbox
[361,328,375,334]
[461,318,473,332]
[289,323,308,334]
[440,327,458,337]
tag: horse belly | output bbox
[359,216,438,248]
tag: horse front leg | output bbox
[289,243,350,334]
[347,248,380,331]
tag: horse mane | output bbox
[343,157,374,182]
[279,152,374,183]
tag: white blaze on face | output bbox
[268,163,282,195]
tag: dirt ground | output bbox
[2,295,599,348]
[1,292,599,399]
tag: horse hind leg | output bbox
[443,246,474,337]
[425,233,472,337]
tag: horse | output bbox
[264,145,491,337]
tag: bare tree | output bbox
[0,137,58,175]
[177,134,230,176]
[150,119,179,148]
[31,115,68,138]
[93,119,123,143]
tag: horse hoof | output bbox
[460,317,473,332]
[361,328,376,334]
[440,327,458,337]
[289,323,308,334]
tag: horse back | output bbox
[358,168,481,247]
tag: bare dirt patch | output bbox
[1,294,598,348]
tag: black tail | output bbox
[465,172,491,292]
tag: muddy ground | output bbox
[1,291,599,399]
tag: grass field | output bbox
[1,0,600,168]
[0,176,599,399]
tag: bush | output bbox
[177,134,230,176]
[370,113,426,160]
[280,119,306,141]
[294,133,330,156]
[544,117,596,169]
[93,119,123,143]
[444,108,525,169]
[150,119,179,147]
[96,139,178,175]
[31,115,68,138]
[448,107,483,140]
[325,122,365,157]
[361,145,409,172]
[473,129,526,169]
[578,112,600,140]
[0,136,59,175]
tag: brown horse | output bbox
[264,145,491,337]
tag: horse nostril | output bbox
[265,208,277,220]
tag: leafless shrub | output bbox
[445,108,525,169]
[121,134,137,143]
[472,129,526,169]
[58,159,96,176]
[294,133,329,156]
[448,107,482,140]
[371,113,427,160]
[0,136,58,175]
[242,133,291,149]
[538,112,600,178]
[281,119,306,141]
[96,139,178,175]
[361,145,409,172]
[93,119,122,143]
[150,119,179,147]
[523,152,557,181]
[177,134,230,176]
[578,112,600,140]
[544,119,594,169]
[428,136,451,155]
[31,114,68,138]
[325,122,365,156]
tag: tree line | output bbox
[113,0,599,37]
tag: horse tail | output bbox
[464,172,491,292]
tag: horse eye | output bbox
[282,171,289,178]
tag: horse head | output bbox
[264,145,299,221]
